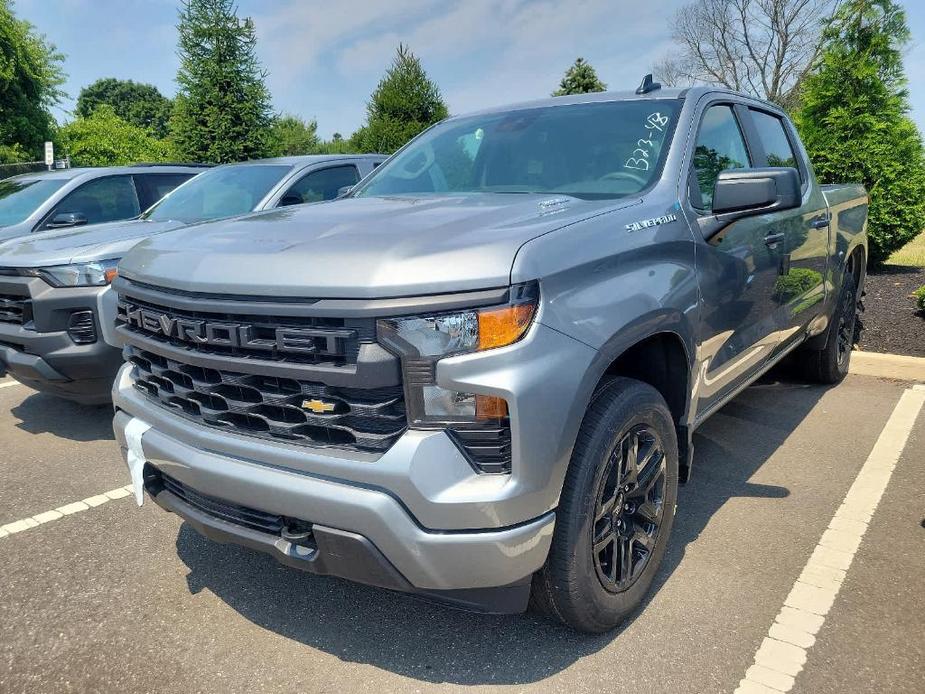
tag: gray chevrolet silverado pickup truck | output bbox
[111,82,867,632]
[0,155,383,404]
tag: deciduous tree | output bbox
[58,105,172,166]
[655,0,835,108]
[267,114,320,156]
[76,78,172,139]
[0,0,65,162]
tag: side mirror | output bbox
[711,167,801,216]
[336,185,354,198]
[279,194,303,207]
[46,211,89,229]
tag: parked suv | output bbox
[0,155,384,404]
[112,84,867,632]
[0,164,207,243]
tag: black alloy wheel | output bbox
[591,424,667,592]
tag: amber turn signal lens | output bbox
[104,267,118,284]
[475,394,508,420]
[477,303,536,351]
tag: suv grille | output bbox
[127,345,406,453]
[0,294,30,325]
[116,293,374,365]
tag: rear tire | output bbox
[532,377,678,633]
[801,271,859,384]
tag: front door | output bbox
[689,103,788,419]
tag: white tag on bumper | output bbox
[123,417,152,507]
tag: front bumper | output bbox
[115,408,553,611]
[0,276,120,404]
[111,318,598,607]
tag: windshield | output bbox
[145,164,291,223]
[0,178,68,227]
[355,100,680,200]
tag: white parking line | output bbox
[734,386,925,693]
[0,380,22,389]
[0,485,134,539]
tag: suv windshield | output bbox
[355,100,680,200]
[145,164,291,223]
[0,178,68,227]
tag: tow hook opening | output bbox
[281,519,316,553]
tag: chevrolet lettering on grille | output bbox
[116,299,352,357]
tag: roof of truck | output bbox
[451,85,778,120]
[7,164,208,183]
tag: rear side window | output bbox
[281,165,360,205]
[44,175,140,228]
[692,105,751,211]
[134,173,197,210]
[749,109,800,174]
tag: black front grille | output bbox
[117,293,374,366]
[448,426,513,474]
[0,294,30,325]
[151,468,287,536]
[128,345,407,453]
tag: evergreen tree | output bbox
[552,57,607,96]
[352,44,448,154]
[796,0,925,265]
[170,0,273,163]
[0,0,65,162]
[77,78,172,139]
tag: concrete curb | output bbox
[849,351,925,382]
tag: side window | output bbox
[749,109,801,176]
[280,165,360,206]
[45,176,140,227]
[692,105,751,211]
[134,173,197,210]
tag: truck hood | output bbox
[0,219,185,267]
[120,194,630,298]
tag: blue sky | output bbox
[15,0,925,139]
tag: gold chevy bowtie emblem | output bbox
[302,398,336,414]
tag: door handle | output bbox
[810,214,831,229]
[764,232,786,247]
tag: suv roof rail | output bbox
[635,74,661,95]
[129,162,214,168]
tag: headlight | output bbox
[378,282,538,427]
[35,258,120,287]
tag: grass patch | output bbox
[886,230,925,267]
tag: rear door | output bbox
[744,107,830,344]
[687,102,788,418]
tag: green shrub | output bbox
[914,285,925,311]
[58,105,173,166]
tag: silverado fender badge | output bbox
[626,213,678,232]
[302,399,337,414]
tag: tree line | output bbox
[0,0,922,264]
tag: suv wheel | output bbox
[802,270,859,384]
[532,377,678,633]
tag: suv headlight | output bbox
[378,281,538,426]
[34,258,120,287]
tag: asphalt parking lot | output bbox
[1,372,922,694]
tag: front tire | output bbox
[532,377,678,633]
